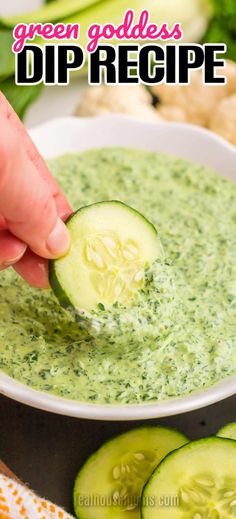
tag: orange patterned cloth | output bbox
[0,474,75,519]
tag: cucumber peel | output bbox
[0,0,102,26]
[73,426,188,519]
[217,422,236,441]
[142,437,236,519]
[49,201,162,313]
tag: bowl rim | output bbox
[29,113,236,156]
[0,370,236,420]
[1,114,236,420]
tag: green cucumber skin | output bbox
[49,200,158,312]
[49,208,78,312]
[49,261,88,325]
[217,422,236,440]
[0,0,101,27]
[49,260,73,311]
[65,200,158,238]
[49,208,74,311]
[141,437,236,519]
[73,426,188,519]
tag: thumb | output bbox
[0,114,70,259]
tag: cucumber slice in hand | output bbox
[50,201,161,313]
[217,422,236,440]
[73,426,188,519]
[142,437,236,519]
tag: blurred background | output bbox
[0,0,235,142]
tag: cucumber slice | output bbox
[142,437,236,519]
[217,422,236,440]
[74,426,188,519]
[49,201,161,313]
[0,0,100,26]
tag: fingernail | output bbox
[2,248,27,267]
[46,217,70,257]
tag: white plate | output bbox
[1,115,236,421]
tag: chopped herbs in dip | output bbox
[0,148,236,404]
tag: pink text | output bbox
[12,23,80,53]
[87,9,183,53]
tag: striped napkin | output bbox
[0,474,75,519]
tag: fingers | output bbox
[54,192,73,221]
[0,113,70,259]
[0,92,72,220]
[0,230,26,269]
[13,249,50,289]
[0,214,6,229]
[0,229,49,288]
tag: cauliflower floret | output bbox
[153,74,217,126]
[222,60,236,96]
[75,85,162,122]
[209,94,236,147]
[157,105,188,123]
[75,61,236,142]
[123,103,163,122]
[152,60,236,127]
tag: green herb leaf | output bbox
[0,77,43,119]
[204,0,236,60]
[0,29,15,80]
[204,19,236,61]
[210,0,236,33]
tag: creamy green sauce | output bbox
[0,148,236,404]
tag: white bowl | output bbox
[1,115,236,421]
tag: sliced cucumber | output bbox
[0,0,100,26]
[73,426,188,519]
[142,437,236,519]
[49,201,161,313]
[217,422,236,441]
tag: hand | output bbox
[0,92,72,288]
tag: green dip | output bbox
[0,148,236,404]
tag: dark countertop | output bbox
[0,394,235,515]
